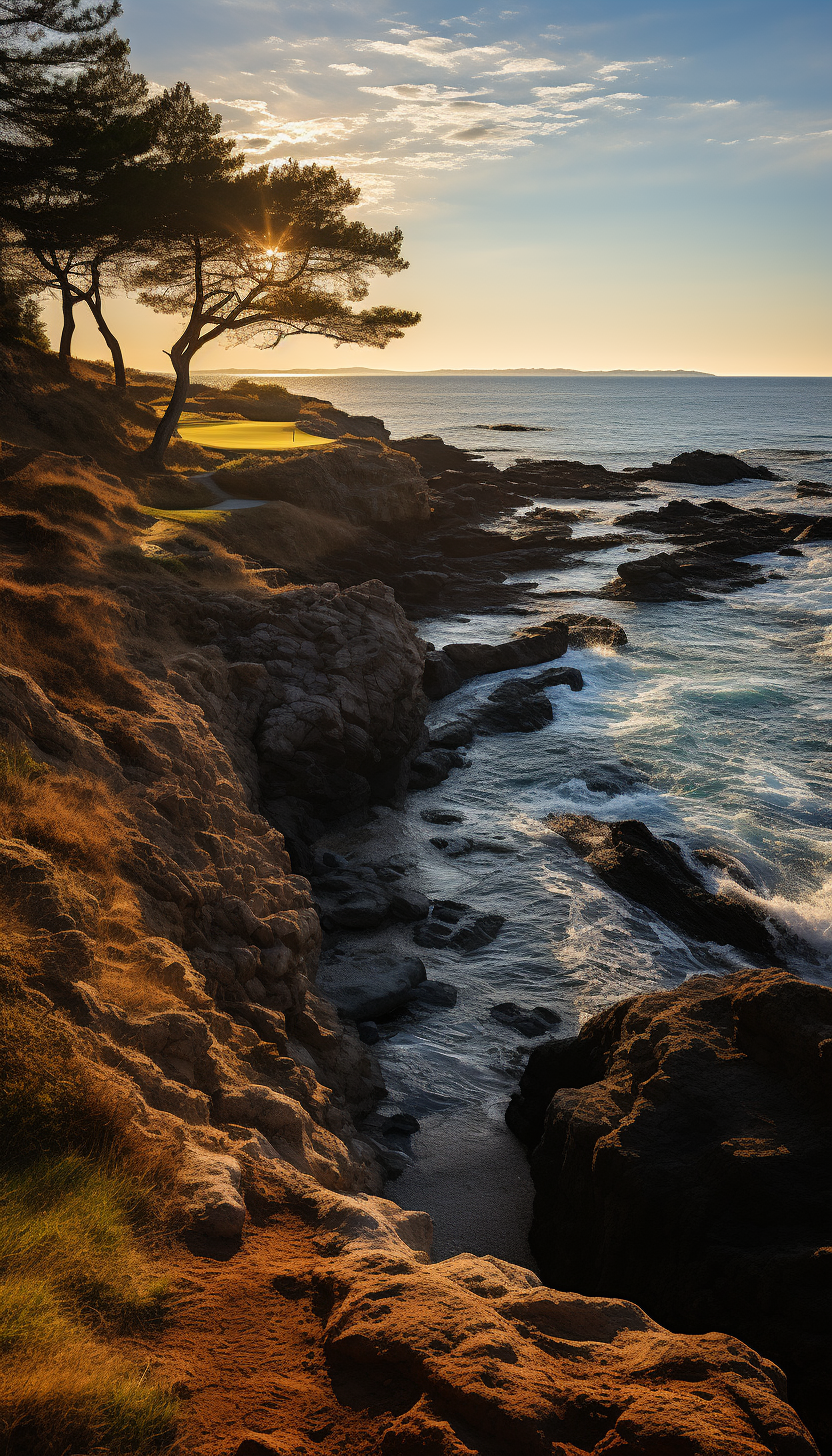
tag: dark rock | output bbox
[552,614,628,649]
[795,480,832,497]
[421,809,465,825]
[357,1021,380,1045]
[473,679,554,735]
[507,968,832,1451]
[411,980,459,1008]
[547,814,777,958]
[624,450,778,487]
[389,888,430,921]
[442,620,569,679]
[316,953,426,1021]
[321,850,348,870]
[431,901,469,923]
[326,890,391,929]
[432,836,472,857]
[490,1002,562,1037]
[408,747,464,791]
[778,546,804,557]
[603,548,767,602]
[423,650,463,699]
[413,921,454,948]
[450,913,505,954]
[527,666,584,691]
[381,1113,421,1134]
[694,846,758,892]
[397,570,453,600]
[430,718,474,748]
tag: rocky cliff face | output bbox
[0,370,823,1455]
[213,439,431,526]
[507,969,832,1451]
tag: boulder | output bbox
[490,1002,562,1037]
[506,968,832,1451]
[624,450,778,486]
[407,747,464,791]
[316,954,427,1023]
[424,620,568,701]
[547,814,777,958]
[473,679,554,734]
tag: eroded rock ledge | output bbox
[507,969,832,1451]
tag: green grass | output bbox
[176,418,331,451]
[0,995,179,1453]
[0,743,50,789]
[136,505,231,524]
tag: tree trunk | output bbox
[58,283,75,366]
[85,272,126,388]
[142,346,191,468]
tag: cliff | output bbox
[507,969,832,1451]
[0,346,820,1455]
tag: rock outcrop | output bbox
[506,968,832,1451]
[623,450,779,486]
[423,620,569,699]
[546,814,778,958]
[212,439,430,526]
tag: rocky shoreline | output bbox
[2,350,829,1454]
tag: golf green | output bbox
[177,419,334,450]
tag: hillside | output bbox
[0,345,820,1456]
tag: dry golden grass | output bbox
[0,979,180,1453]
[0,579,147,714]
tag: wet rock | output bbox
[550,613,628,649]
[388,888,430,921]
[778,546,804,556]
[357,1021,380,1045]
[381,1113,421,1134]
[424,620,568,700]
[429,718,474,748]
[795,480,832,497]
[420,809,465,825]
[473,679,554,734]
[694,846,758,892]
[527,665,584,690]
[624,450,778,487]
[423,650,463,699]
[326,890,391,930]
[431,900,469,923]
[547,814,776,958]
[407,747,464,791]
[316,953,427,1022]
[507,968,832,1451]
[430,834,472,856]
[411,981,458,1008]
[450,912,505,954]
[412,920,454,948]
[603,548,767,602]
[491,1002,562,1037]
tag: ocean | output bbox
[197,372,832,1259]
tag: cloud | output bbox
[596,58,663,78]
[532,83,596,98]
[481,57,565,75]
[688,99,739,109]
[354,35,506,70]
[330,63,373,75]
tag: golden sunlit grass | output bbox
[0,994,179,1454]
[136,505,234,523]
[176,418,332,450]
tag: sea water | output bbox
[199,373,832,1258]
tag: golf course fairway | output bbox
[176,419,334,450]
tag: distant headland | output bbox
[197,366,716,378]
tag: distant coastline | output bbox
[195,366,717,378]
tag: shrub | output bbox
[0,743,49,790]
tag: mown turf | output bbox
[176,418,332,450]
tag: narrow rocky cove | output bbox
[2,351,830,1455]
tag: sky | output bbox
[44,0,832,374]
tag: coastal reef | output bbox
[507,969,832,1451]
